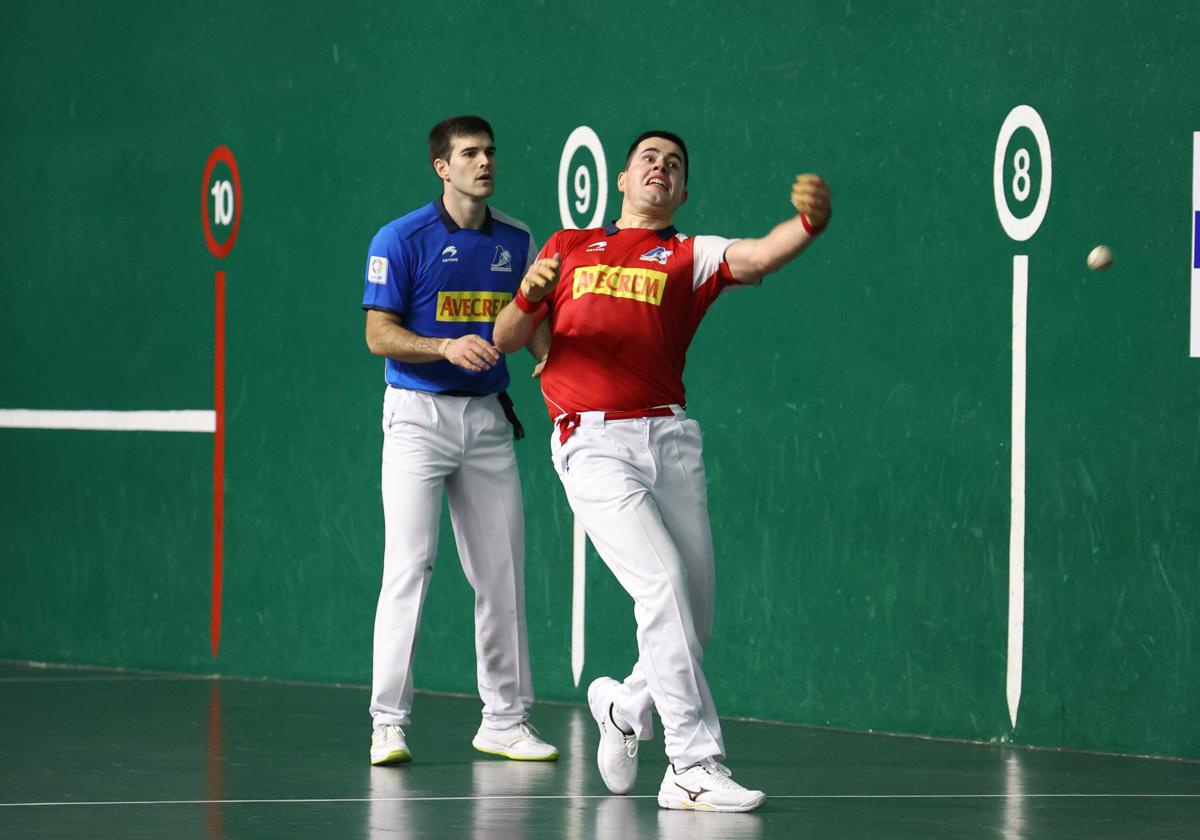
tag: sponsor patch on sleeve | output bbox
[367,256,388,285]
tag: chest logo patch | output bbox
[441,245,459,263]
[639,246,672,265]
[585,241,607,253]
[436,291,513,322]
[572,265,667,305]
[491,246,512,272]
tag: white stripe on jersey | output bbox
[490,206,537,274]
[689,235,737,290]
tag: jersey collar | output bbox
[603,222,678,240]
[435,196,493,235]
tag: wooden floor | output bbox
[1,661,1196,838]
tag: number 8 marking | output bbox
[1012,149,1031,202]
[993,106,1052,242]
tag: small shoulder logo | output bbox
[491,245,512,271]
[674,232,687,242]
[585,240,608,253]
[367,255,388,285]
[639,246,672,265]
[441,245,459,263]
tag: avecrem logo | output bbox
[436,291,513,322]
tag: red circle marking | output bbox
[201,146,242,260]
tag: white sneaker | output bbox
[588,676,639,794]
[472,721,559,761]
[370,724,412,765]
[657,758,766,812]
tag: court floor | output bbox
[0,661,1196,839]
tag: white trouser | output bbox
[370,387,532,729]
[551,407,725,766]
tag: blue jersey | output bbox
[363,197,536,393]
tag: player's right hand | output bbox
[444,334,500,372]
[790,174,832,231]
[521,253,561,303]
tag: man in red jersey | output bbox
[494,131,831,812]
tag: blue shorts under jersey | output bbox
[362,197,536,394]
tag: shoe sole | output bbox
[370,748,412,766]
[657,792,766,813]
[471,740,559,761]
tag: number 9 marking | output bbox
[993,105,1052,242]
[574,166,591,215]
[558,126,607,230]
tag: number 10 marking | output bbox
[210,180,234,226]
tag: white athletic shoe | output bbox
[472,721,559,761]
[657,758,766,812]
[588,676,639,794]
[370,724,412,766]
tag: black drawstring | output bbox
[496,391,525,441]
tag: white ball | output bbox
[1087,244,1113,271]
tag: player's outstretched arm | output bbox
[494,254,560,353]
[724,174,831,284]
[365,309,499,372]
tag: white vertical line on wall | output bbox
[1007,255,1028,730]
[1190,132,1199,358]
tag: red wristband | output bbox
[800,213,823,236]
[513,287,547,315]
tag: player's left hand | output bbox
[444,334,500,372]
[791,174,832,231]
[531,355,547,378]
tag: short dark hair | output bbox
[428,116,494,167]
[625,130,689,184]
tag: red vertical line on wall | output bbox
[206,683,224,838]
[212,270,226,658]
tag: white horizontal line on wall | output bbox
[0,409,216,433]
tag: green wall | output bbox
[2,1,1198,760]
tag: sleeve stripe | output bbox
[489,207,533,235]
[691,235,737,291]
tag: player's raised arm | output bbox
[494,253,560,353]
[724,174,832,284]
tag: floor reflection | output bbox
[366,765,421,838]
[469,759,559,840]
[1002,749,1026,840]
[206,683,224,840]
[656,807,763,840]
[560,710,590,840]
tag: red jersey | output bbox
[537,224,738,419]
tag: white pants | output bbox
[551,407,725,766]
[370,387,533,728]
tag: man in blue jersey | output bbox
[361,115,556,766]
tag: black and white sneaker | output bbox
[587,676,639,794]
[657,758,765,812]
